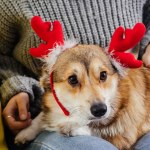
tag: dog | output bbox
[15,43,150,150]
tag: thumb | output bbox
[17,93,29,121]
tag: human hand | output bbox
[142,44,150,68]
[2,92,32,135]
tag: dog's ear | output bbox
[104,50,129,77]
[108,55,128,77]
[40,70,51,91]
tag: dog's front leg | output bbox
[15,112,44,145]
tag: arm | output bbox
[0,0,44,134]
[0,0,43,115]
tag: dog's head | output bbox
[40,44,122,126]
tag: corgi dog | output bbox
[15,43,150,150]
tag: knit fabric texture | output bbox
[0,0,150,108]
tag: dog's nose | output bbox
[90,103,107,117]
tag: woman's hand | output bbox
[142,44,150,68]
[2,92,31,135]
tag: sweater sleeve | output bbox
[0,55,44,117]
[138,0,150,60]
[0,0,43,117]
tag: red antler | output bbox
[108,23,146,68]
[30,16,64,57]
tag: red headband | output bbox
[29,16,146,116]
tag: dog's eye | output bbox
[100,71,107,81]
[68,75,78,86]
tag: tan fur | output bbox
[15,44,150,149]
[40,44,150,149]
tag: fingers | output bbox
[142,44,150,67]
[2,92,31,135]
[17,92,29,121]
[3,97,17,120]
[5,115,31,134]
[146,65,150,68]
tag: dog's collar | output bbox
[50,73,70,116]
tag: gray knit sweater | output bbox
[0,0,150,114]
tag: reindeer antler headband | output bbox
[29,16,146,116]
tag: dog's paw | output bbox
[58,122,77,136]
[15,128,36,145]
[59,123,91,137]
[70,126,91,136]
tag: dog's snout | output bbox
[90,103,107,117]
